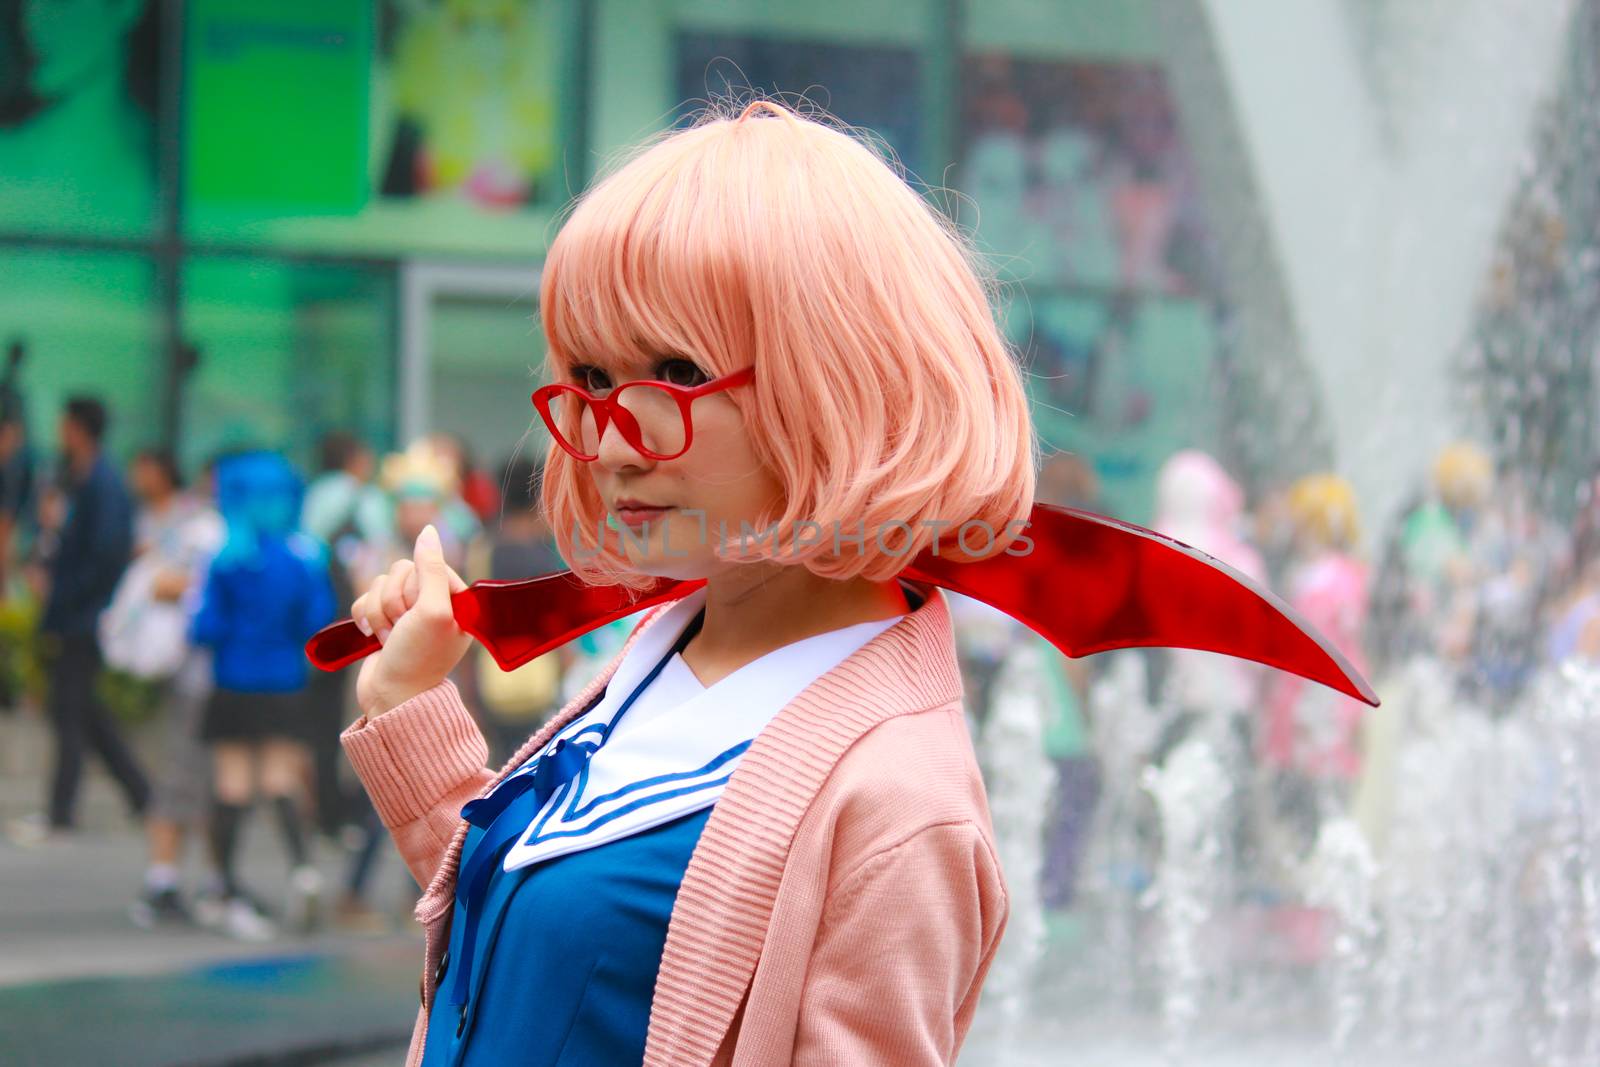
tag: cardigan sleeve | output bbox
[791,820,1010,1066]
[339,679,497,890]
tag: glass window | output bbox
[0,248,160,462]
[427,291,549,477]
[1006,290,1221,524]
[180,257,396,473]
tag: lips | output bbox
[613,501,675,528]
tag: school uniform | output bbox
[417,587,902,1065]
[342,579,1009,1066]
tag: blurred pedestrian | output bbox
[1261,474,1370,828]
[335,439,464,929]
[1033,453,1103,916]
[191,452,335,940]
[356,438,480,570]
[1149,449,1267,720]
[109,449,225,927]
[1399,441,1493,664]
[428,430,499,528]
[301,430,382,838]
[1549,468,1600,665]
[464,456,566,763]
[8,396,149,845]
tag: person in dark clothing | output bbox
[301,430,377,839]
[17,396,150,840]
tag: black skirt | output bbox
[200,688,316,744]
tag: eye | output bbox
[571,364,612,393]
[657,358,709,388]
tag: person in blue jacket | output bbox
[191,451,335,939]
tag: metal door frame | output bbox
[397,260,544,445]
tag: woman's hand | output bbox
[353,524,474,718]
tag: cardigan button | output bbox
[435,951,450,988]
[456,1004,468,1038]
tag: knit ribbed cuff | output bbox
[340,679,489,829]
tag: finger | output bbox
[444,562,468,594]
[351,592,372,636]
[413,524,454,615]
[401,558,421,608]
[363,575,393,644]
[382,559,414,620]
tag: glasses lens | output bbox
[547,390,601,458]
[617,384,687,457]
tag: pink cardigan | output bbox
[340,581,1009,1066]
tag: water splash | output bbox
[1142,735,1232,1060]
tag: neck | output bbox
[69,447,97,480]
[680,565,911,688]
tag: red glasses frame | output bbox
[532,365,755,462]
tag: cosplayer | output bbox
[319,100,1373,1067]
[342,99,1028,1066]
[193,451,335,938]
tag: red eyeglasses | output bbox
[532,365,755,462]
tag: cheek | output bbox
[679,419,782,524]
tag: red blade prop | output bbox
[305,502,1378,707]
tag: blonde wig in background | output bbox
[538,98,1039,591]
[1287,473,1362,554]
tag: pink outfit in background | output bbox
[1152,450,1266,582]
[1152,450,1268,712]
[339,581,1008,1066]
[1264,552,1371,778]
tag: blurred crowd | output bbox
[1,377,1592,962]
[0,385,585,943]
[961,438,1597,1006]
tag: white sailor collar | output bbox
[496,585,906,871]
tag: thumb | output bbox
[414,524,453,607]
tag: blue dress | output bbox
[420,805,713,1067]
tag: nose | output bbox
[594,409,655,472]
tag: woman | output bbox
[192,451,335,939]
[341,99,1034,1065]
[1262,473,1370,850]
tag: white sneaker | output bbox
[284,865,325,935]
[5,813,64,848]
[192,891,229,930]
[224,896,277,942]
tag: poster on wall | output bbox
[184,0,560,255]
[959,54,1214,296]
[675,30,923,177]
[0,0,163,237]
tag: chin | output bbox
[625,555,715,583]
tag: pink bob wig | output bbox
[538,98,1038,591]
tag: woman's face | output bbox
[575,354,781,582]
[395,496,441,544]
[23,0,140,101]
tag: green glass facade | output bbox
[1,0,1223,522]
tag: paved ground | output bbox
[1,706,421,1066]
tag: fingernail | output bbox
[355,617,373,637]
[376,627,391,646]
